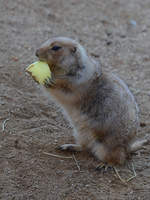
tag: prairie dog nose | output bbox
[35,49,40,57]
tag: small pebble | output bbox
[12,57,19,62]
[140,122,146,127]
[130,20,137,26]
[106,40,112,46]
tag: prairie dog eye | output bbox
[51,46,62,51]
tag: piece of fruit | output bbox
[26,61,51,84]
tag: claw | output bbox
[44,77,55,88]
[44,79,51,88]
[96,163,113,173]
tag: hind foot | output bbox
[57,144,82,152]
[96,162,136,183]
[95,162,113,173]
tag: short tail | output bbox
[129,137,149,153]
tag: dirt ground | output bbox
[0,0,150,199]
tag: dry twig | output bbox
[2,118,10,132]
[113,161,137,183]
[43,151,72,159]
[126,161,137,182]
[113,167,127,184]
[72,153,81,171]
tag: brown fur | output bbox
[36,37,147,166]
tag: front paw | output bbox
[44,77,55,88]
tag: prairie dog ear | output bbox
[70,46,77,53]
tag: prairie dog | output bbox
[36,37,147,166]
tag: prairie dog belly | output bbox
[44,86,96,148]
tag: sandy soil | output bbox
[0,0,150,199]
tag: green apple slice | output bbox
[26,61,51,85]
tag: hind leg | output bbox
[92,141,127,166]
[93,143,115,173]
[92,142,137,183]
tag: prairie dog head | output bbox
[36,37,95,85]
